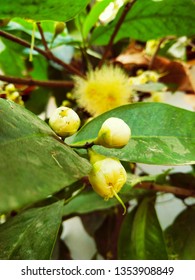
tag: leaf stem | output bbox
[98,0,137,68]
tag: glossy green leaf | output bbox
[118,197,168,260]
[0,99,91,213]
[82,0,113,39]
[90,0,195,45]
[0,0,90,21]
[0,201,63,260]
[165,206,195,260]
[67,103,195,165]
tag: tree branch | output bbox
[135,182,195,198]
[0,74,74,88]
[98,0,137,68]
[0,29,85,78]
[36,22,50,52]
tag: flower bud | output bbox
[88,149,127,214]
[54,22,66,36]
[49,106,80,137]
[96,117,131,148]
[5,83,16,93]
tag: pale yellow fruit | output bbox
[88,149,127,200]
[96,117,131,148]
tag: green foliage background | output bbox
[0,0,195,260]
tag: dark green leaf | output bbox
[0,0,90,21]
[25,88,51,115]
[118,207,137,259]
[165,206,195,260]
[67,103,195,165]
[118,197,168,260]
[90,0,195,45]
[0,39,25,77]
[0,99,91,213]
[0,201,63,260]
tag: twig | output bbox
[98,0,137,68]
[135,182,195,198]
[0,74,74,88]
[148,36,176,70]
[0,30,85,78]
[36,22,50,52]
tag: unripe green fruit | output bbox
[96,117,131,148]
[49,106,80,137]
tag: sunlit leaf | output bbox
[67,103,195,165]
[91,0,195,45]
[82,0,113,39]
[0,0,90,21]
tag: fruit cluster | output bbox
[49,106,131,214]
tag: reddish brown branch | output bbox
[98,0,137,68]
[148,36,176,70]
[0,74,74,88]
[135,182,195,198]
[0,30,85,78]
[36,22,50,52]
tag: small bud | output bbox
[49,106,80,137]
[88,149,127,214]
[54,22,66,36]
[95,117,131,148]
[5,84,16,93]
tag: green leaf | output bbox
[25,88,51,115]
[0,201,63,260]
[0,99,91,213]
[118,197,168,260]
[165,206,195,260]
[67,102,195,165]
[63,191,123,215]
[0,0,90,21]
[118,207,137,259]
[82,0,113,39]
[0,39,25,77]
[90,0,195,45]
